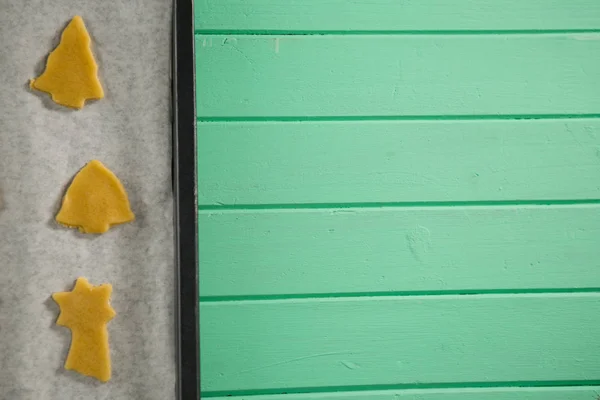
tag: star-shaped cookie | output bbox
[52,277,116,382]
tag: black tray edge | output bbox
[173,0,198,399]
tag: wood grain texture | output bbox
[200,294,600,393]
[195,0,600,32]
[199,205,600,297]
[198,119,600,205]
[203,386,600,400]
[196,34,600,118]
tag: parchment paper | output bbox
[0,1,176,399]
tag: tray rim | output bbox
[173,0,198,398]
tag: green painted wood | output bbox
[196,1,600,396]
[198,119,600,205]
[196,34,600,118]
[195,0,600,32]
[203,386,600,400]
[199,205,600,297]
[200,294,600,393]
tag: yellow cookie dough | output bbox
[52,278,116,382]
[30,16,104,109]
[56,160,135,234]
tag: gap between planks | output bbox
[197,114,600,122]
[200,291,600,305]
[200,386,600,400]
[198,199,600,212]
[199,380,600,398]
[199,288,600,303]
[195,29,600,36]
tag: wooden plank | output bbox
[200,294,600,392]
[195,0,600,32]
[196,34,600,118]
[198,119,600,205]
[203,386,600,400]
[199,205,600,297]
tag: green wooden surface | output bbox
[198,120,600,205]
[205,387,600,400]
[199,205,600,298]
[195,0,600,32]
[197,1,600,398]
[200,294,600,393]
[196,35,600,118]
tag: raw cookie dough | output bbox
[56,160,135,234]
[52,277,116,382]
[30,15,104,109]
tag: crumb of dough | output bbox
[56,160,135,234]
[52,277,116,382]
[30,16,104,109]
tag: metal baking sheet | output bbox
[0,0,192,398]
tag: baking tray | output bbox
[0,0,198,398]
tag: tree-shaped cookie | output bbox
[56,160,135,234]
[30,16,104,109]
[52,278,116,382]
